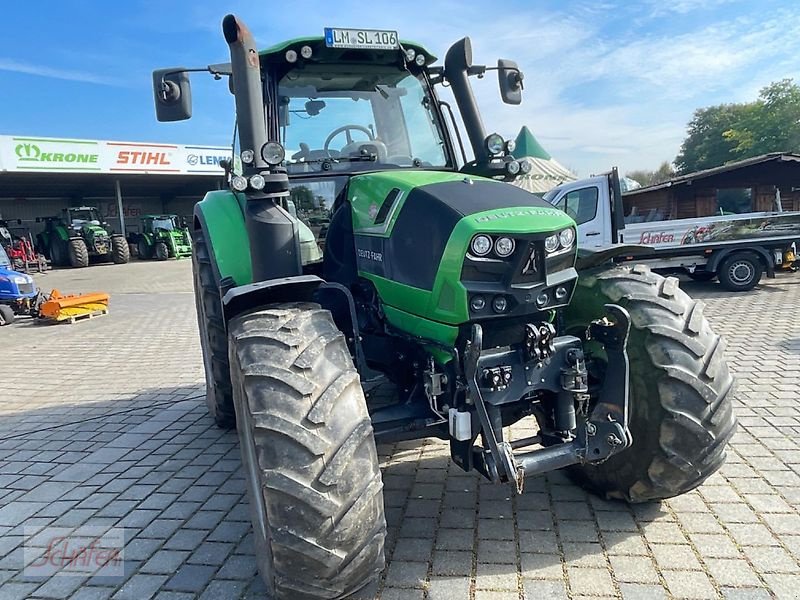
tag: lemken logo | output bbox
[15,143,98,164]
[187,154,227,167]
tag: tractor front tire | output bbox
[565,264,736,502]
[111,235,130,264]
[0,305,15,325]
[229,304,386,600]
[155,242,169,261]
[68,239,89,268]
[192,227,236,428]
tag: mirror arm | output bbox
[473,65,524,89]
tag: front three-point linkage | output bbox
[465,304,633,493]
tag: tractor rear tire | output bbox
[155,242,169,261]
[111,235,130,264]
[193,227,236,428]
[49,242,66,267]
[137,240,150,260]
[0,305,15,326]
[229,304,386,600]
[564,264,736,502]
[68,239,89,268]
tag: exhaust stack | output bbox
[445,38,489,165]
[222,14,268,172]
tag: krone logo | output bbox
[15,143,41,160]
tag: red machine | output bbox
[0,221,47,273]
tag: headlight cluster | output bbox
[469,234,516,258]
[470,294,511,314]
[231,142,286,192]
[535,285,570,309]
[12,275,29,285]
[544,228,575,254]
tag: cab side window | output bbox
[556,187,598,225]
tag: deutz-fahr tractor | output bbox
[130,214,192,260]
[37,206,130,268]
[154,16,736,599]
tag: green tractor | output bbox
[154,16,736,599]
[131,214,192,260]
[37,206,130,268]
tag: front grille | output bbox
[18,283,34,295]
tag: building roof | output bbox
[627,153,800,196]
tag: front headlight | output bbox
[544,234,559,253]
[12,276,28,285]
[494,236,515,257]
[470,234,493,257]
[485,133,505,156]
[559,228,575,249]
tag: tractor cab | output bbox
[65,207,103,230]
[142,214,179,234]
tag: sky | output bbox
[1,0,798,176]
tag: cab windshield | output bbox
[278,65,449,173]
[151,218,175,231]
[69,208,100,224]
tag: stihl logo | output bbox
[117,151,171,165]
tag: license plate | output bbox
[324,28,399,51]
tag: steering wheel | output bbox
[324,125,374,152]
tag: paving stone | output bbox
[567,566,616,596]
[475,562,517,591]
[383,560,427,588]
[662,570,718,599]
[164,563,217,593]
[609,555,660,584]
[704,557,762,587]
[520,552,563,580]
[427,576,472,600]
[618,582,668,600]
[111,574,168,600]
[522,578,568,599]
[431,549,472,576]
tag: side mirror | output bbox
[152,68,192,122]
[497,59,524,105]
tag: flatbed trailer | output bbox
[543,168,800,291]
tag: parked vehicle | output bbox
[153,17,735,599]
[37,207,130,268]
[129,214,192,260]
[0,244,37,325]
[544,168,800,291]
[0,220,47,272]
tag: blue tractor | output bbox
[0,244,38,325]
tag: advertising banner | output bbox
[0,135,230,176]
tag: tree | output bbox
[675,79,800,174]
[626,161,676,187]
[289,185,315,212]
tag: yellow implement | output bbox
[38,289,110,323]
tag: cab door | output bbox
[554,185,607,248]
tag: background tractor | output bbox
[0,219,47,272]
[154,16,736,599]
[37,206,130,268]
[130,214,192,260]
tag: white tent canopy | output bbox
[510,126,576,194]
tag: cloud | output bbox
[0,58,126,87]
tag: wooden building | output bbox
[623,153,800,224]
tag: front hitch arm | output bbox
[464,304,633,493]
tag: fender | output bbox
[705,245,775,278]
[193,190,253,287]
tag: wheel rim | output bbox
[728,260,754,285]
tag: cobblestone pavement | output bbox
[1,261,799,599]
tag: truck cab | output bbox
[545,168,800,291]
